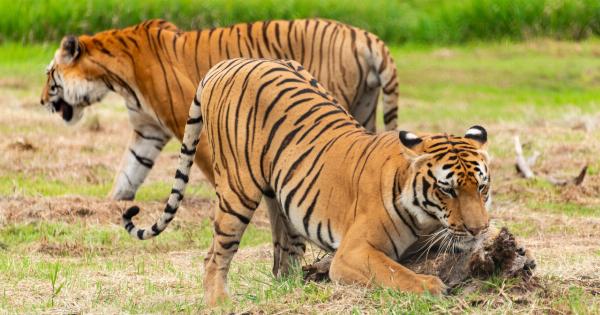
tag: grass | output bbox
[2,39,600,124]
[393,39,600,124]
[0,172,214,202]
[0,220,269,256]
[1,39,599,312]
[1,0,599,45]
[529,201,600,217]
[0,42,55,81]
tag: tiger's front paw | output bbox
[516,243,536,275]
[415,274,447,295]
[203,270,230,307]
[109,187,136,201]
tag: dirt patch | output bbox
[35,239,86,256]
[0,195,272,229]
[0,78,29,89]
[0,196,210,225]
[6,138,37,152]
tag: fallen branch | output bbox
[514,136,535,179]
[513,135,587,186]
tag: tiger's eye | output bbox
[440,187,456,197]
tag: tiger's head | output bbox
[40,36,111,125]
[399,126,491,248]
[40,20,182,125]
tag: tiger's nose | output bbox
[465,224,488,236]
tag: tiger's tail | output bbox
[122,84,205,240]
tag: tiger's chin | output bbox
[49,98,85,125]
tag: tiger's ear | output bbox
[399,130,424,158]
[399,131,431,170]
[57,36,81,65]
[464,125,487,149]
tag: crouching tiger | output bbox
[122,58,492,305]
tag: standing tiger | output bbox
[39,18,399,200]
[122,58,493,305]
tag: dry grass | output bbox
[1,40,599,313]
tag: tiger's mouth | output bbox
[51,98,74,122]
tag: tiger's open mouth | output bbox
[52,98,74,122]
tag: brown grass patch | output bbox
[6,137,37,152]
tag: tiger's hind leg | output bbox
[351,88,380,133]
[203,188,261,306]
[264,197,306,277]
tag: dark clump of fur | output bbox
[302,227,536,291]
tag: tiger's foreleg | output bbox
[329,227,446,295]
[110,126,170,200]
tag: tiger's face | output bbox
[399,126,491,247]
[40,36,110,125]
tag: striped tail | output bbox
[375,41,399,131]
[122,85,205,240]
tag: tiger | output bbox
[121,58,494,306]
[39,18,399,201]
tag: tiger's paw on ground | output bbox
[302,227,537,293]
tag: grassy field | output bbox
[1,39,600,313]
[1,0,599,44]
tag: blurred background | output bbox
[1,0,599,44]
[0,0,599,313]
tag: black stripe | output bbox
[302,190,320,237]
[219,240,240,250]
[382,224,400,260]
[327,220,335,244]
[171,188,183,200]
[129,149,154,168]
[186,116,203,124]
[220,198,250,225]
[151,223,162,235]
[175,169,189,183]
[262,87,296,127]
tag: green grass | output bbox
[393,39,600,123]
[503,220,539,238]
[529,201,600,217]
[0,173,111,198]
[0,220,271,313]
[2,39,599,124]
[1,0,599,45]
[0,42,55,81]
[0,220,269,256]
[0,172,215,201]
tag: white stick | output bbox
[514,136,535,179]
